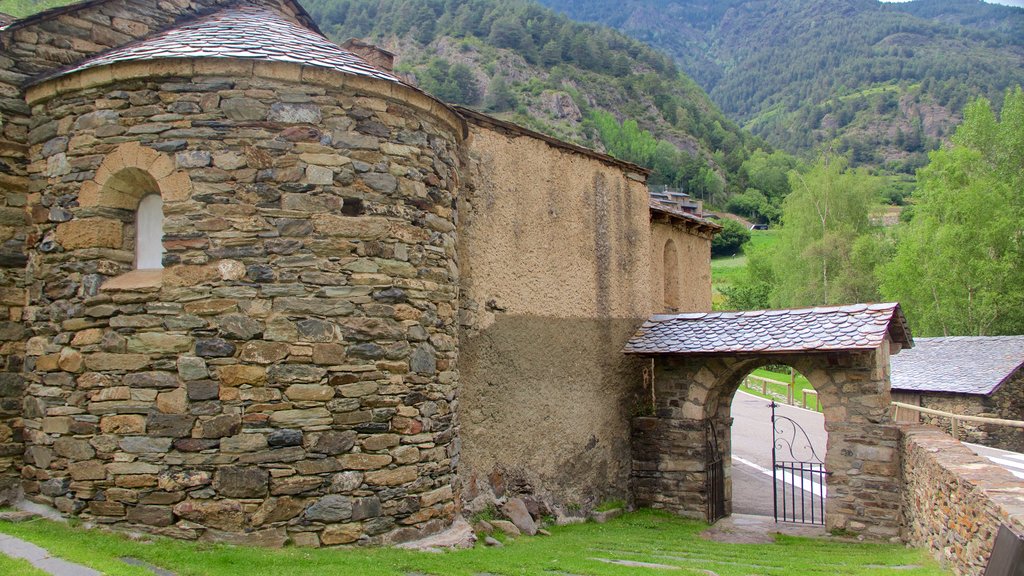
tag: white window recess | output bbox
[136,194,164,270]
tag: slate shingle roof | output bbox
[623,303,912,355]
[32,6,402,86]
[890,336,1024,396]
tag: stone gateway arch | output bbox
[625,303,913,539]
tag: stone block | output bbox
[239,342,289,364]
[119,436,173,453]
[339,453,392,470]
[177,356,209,381]
[146,414,195,438]
[215,466,269,498]
[158,469,212,491]
[172,499,244,531]
[123,371,179,389]
[269,408,331,427]
[187,380,219,401]
[311,430,356,455]
[221,434,268,453]
[126,505,174,527]
[365,466,418,486]
[271,475,323,496]
[54,437,95,461]
[219,365,267,386]
[285,384,334,402]
[304,495,352,523]
[127,333,192,353]
[156,387,188,414]
[69,460,106,481]
[311,214,390,239]
[320,523,362,545]
[100,414,146,434]
[267,429,303,447]
[89,500,126,517]
[197,415,242,438]
[252,496,305,526]
[55,217,122,249]
[362,434,400,451]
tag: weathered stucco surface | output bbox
[457,121,677,514]
[649,221,711,313]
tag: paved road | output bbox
[729,391,827,516]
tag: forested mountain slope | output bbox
[302,0,765,199]
[0,0,769,202]
[539,0,1024,171]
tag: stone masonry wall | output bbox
[901,425,1024,576]
[0,0,317,511]
[915,373,1024,453]
[19,61,463,547]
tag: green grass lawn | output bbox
[0,551,48,576]
[0,510,947,576]
[712,228,779,309]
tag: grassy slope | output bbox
[0,552,48,576]
[0,511,948,575]
[711,228,778,307]
[741,368,821,411]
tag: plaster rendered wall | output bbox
[19,61,462,547]
[457,122,653,514]
[901,425,1024,576]
[649,221,711,314]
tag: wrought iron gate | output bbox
[771,402,829,525]
[706,421,726,522]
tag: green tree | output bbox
[769,152,881,307]
[880,88,1024,336]
[711,219,751,257]
[485,76,517,112]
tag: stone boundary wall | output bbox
[901,425,1024,575]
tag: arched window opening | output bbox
[663,239,680,311]
[136,194,164,270]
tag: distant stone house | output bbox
[890,336,1024,452]
[0,0,720,547]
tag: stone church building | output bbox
[0,0,721,546]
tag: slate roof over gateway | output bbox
[890,336,1024,396]
[30,6,402,86]
[624,302,912,355]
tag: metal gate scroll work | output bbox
[771,401,829,525]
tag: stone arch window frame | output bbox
[77,142,193,289]
[662,238,681,312]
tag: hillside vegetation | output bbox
[538,0,1024,172]
[303,0,770,200]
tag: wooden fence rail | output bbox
[741,374,819,410]
[890,401,1024,438]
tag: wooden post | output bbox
[788,367,795,405]
[951,417,959,439]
